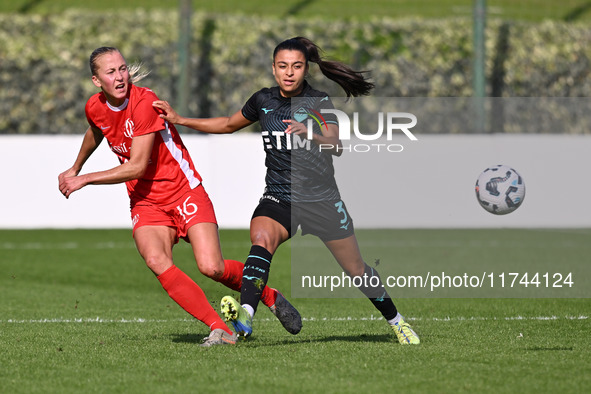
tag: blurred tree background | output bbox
[0,1,589,134]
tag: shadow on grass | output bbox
[170,332,272,345]
[564,1,591,21]
[171,333,209,344]
[524,346,574,351]
[170,332,394,346]
[305,333,393,343]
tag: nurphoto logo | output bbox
[305,109,418,153]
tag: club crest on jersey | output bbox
[124,118,134,138]
[294,108,329,132]
[293,108,308,123]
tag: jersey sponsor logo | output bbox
[262,130,275,149]
[111,142,129,155]
[261,107,274,114]
[124,118,134,138]
[100,125,111,130]
[262,130,310,151]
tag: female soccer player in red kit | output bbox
[58,47,301,346]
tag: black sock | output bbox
[240,245,273,314]
[357,264,398,321]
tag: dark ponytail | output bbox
[273,37,374,97]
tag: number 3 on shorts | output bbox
[334,200,348,225]
[176,196,198,223]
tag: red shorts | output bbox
[130,185,217,242]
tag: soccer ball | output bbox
[475,165,525,215]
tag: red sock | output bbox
[157,265,231,335]
[218,259,243,291]
[221,259,278,307]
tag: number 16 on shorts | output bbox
[176,196,199,224]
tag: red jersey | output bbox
[85,84,201,206]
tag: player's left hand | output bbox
[283,119,307,136]
[58,169,86,199]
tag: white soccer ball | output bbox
[475,165,525,215]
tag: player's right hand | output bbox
[152,100,180,124]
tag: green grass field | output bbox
[1,0,588,389]
[1,229,589,393]
[1,0,590,22]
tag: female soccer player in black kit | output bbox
[153,37,420,344]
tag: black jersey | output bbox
[242,81,341,203]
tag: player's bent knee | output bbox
[197,262,224,280]
[342,259,366,278]
[143,254,173,276]
[249,216,288,253]
[347,267,366,278]
[250,230,284,253]
[251,236,278,254]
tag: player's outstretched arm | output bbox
[152,100,253,134]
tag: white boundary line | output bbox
[1,315,587,324]
[3,229,591,251]
[0,240,251,250]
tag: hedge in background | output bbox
[1,9,590,134]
